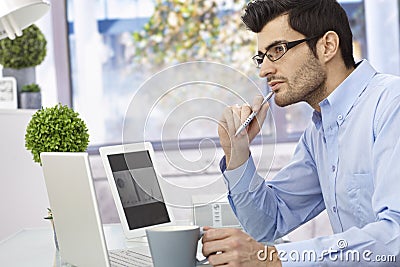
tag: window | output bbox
[66,0,367,147]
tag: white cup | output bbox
[146,225,207,267]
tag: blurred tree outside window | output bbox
[131,0,256,75]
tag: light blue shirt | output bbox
[222,60,400,266]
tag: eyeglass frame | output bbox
[252,35,322,68]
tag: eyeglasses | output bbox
[252,35,321,68]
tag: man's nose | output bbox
[258,58,276,78]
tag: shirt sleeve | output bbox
[222,133,325,242]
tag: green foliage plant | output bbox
[25,104,90,164]
[133,0,220,66]
[0,24,47,69]
[132,0,255,74]
[21,83,41,93]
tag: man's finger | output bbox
[240,104,252,124]
[222,106,236,136]
[231,104,242,132]
[252,94,265,113]
[203,227,242,242]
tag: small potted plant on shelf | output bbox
[0,24,47,107]
[24,103,90,249]
[20,83,42,109]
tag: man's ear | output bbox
[318,31,340,63]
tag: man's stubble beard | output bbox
[274,54,327,108]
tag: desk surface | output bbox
[0,224,211,267]
[0,224,149,267]
[0,227,57,266]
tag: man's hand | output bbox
[218,95,270,170]
[202,227,282,267]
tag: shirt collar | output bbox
[312,60,377,128]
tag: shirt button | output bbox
[338,115,343,120]
[333,206,337,213]
[332,165,336,172]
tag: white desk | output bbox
[0,224,211,267]
[0,224,149,267]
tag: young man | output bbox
[202,0,400,266]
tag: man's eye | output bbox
[271,44,285,54]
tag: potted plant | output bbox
[20,83,42,109]
[24,103,90,248]
[0,24,47,108]
[25,103,90,164]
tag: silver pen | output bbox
[234,91,274,137]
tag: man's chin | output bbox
[275,99,302,108]
[274,97,292,107]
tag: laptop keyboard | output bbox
[109,249,153,267]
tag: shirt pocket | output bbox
[346,173,375,227]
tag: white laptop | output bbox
[99,142,175,239]
[40,152,153,267]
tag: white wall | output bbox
[0,110,50,240]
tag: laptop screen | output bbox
[107,151,171,230]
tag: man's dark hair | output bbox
[242,0,355,69]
